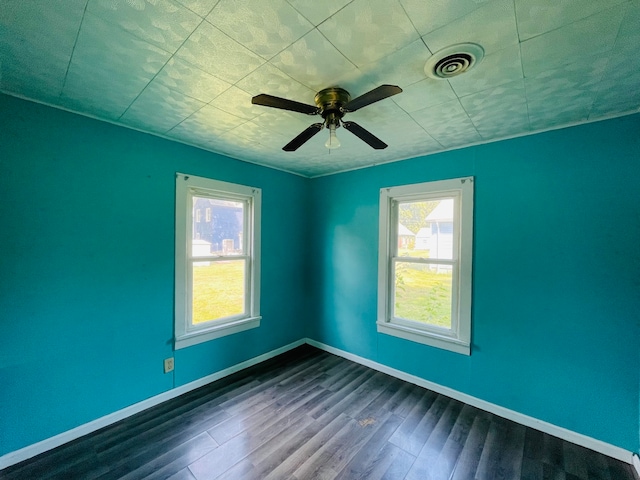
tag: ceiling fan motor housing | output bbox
[315,87,351,127]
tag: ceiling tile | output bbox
[422,0,518,57]
[411,99,481,148]
[515,0,628,41]
[459,79,530,137]
[614,1,640,50]
[226,120,292,146]
[317,0,419,66]
[285,0,354,26]
[250,108,319,138]
[207,0,314,59]
[235,63,316,99]
[529,104,590,131]
[448,44,523,98]
[175,20,264,83]
[0,0,87,103]
[175,0,220,17]
[590,41,640,117]
[358,39,433,90]
[269,29,361,91]
[590,75,640,117]
[520,5,625,77]
[87,0,201,53]
[60,12,170,119]
[393,78,458,113]
[460,79,526,118]
[154,57,232,103]
[400,0,492,36]
[168,104,246,139]
[120,82,205,133]
[359,112,442,156]
[208,86,263,120]
[525,54,611,129]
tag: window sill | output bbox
[175,316,261,350]
[376,321,470,355]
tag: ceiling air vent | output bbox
[424,43,484,79]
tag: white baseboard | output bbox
[304,338,635,465]
[632,453,640,478]
[0,339,305,470]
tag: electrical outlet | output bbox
[164,357,174,373]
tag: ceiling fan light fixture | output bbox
[325,123,341,149]
[424,43,484,80]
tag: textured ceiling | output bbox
[1,0,639,177]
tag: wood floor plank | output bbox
[521,457,544,480]
[406,400,476,480]
[262,414,351,480]
[308,369,377,420]
[524,427,545,462]
[189,412,314,479]
[225,396,345,478]
[379,444,416,480]
[334,414,405,480]
[389,390,447,456]
[111,432,218,480]
[584,450,613,480]
[542,432,565,469]
[430,403,480,478]
[449,410,493,480]
[2,346,637,480]
[563,441,590,479]
[404,398,466,480]
[290,409,393,480]
[167,467,198,480]
[475,415,527,480]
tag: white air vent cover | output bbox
[424,43,485,79]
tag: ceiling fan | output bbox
[251,84,402,151]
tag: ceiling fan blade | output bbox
[342,85,403,112]
[283,123,324,151]
[252,94,319,115]
[342,121,388,149]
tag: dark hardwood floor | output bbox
[2,345,636,480]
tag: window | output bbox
[175,173,261,349]
[377,177,473,355]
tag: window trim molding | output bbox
[377,177,474,355]
[175,173,261,350]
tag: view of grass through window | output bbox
[394,263,452,327]
[192,260,245,324]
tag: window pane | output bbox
[394,262,452,329]
[192,259,245,324]
[397,198,454,260]
[192,197,244,255]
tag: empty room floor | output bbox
[1,345,636,480]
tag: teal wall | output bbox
[0,94,310,455]
[308,114,640,452]
[1,92,638,458]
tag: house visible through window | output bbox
[175,173,261,349]
[377,177,473,355]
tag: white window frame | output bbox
[377,177,474,355]
[175,173,261,349]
